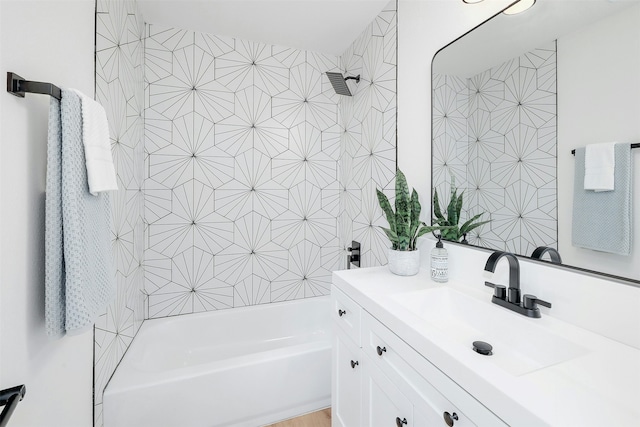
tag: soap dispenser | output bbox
[431,235,448,283]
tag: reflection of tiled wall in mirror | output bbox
[432,42,557,255]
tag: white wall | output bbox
[0,2,95,426]
[557,4,640,281]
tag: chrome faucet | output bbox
[531,246,562,264]
[483,251,551,318]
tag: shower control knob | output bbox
[350,360,359,369]
[396,417,408,426]
[376,346,387,356]
[338,309,346,317]
[443,412,458,426]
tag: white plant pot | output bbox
[388,248,420,276]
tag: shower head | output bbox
[326,72,360,96]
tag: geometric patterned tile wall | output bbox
[339,0,397,268]
[433,41,557,255]
[94,0,146,426]
[92,2,396,424]
[144,24,347,317]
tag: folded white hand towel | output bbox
[584,142,616,192]
[71,89,118,195]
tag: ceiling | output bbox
[137,0,391,56]
[434,0,639,77]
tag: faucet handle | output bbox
[523,294,552,310]
[484,281,506,300]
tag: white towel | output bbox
[71,89,118,195]
[584,142,616,192]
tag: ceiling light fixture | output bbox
[462,0,485,3]
[503,0,536,15]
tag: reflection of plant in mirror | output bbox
[433,177,490,243]
[377,169,451,251]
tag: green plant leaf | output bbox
[461,219,491,235]
[459,213,484,234]
[376,189,396,234]
[431,177,487,243]
[447,189,458,228]
[432,217,448,227]
[416,224,456,238]
[394,170,410,249]
[409,189,421,245]
[379,226,398,250]
[433,188,445,221]
[455,190,464,223]
[396,216,410,251]
[415,225,434,240]
[410,225,427,250]
[450,177,456,198]
[442,226,461,241]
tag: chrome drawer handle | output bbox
[376,345,387,356]
[350,360,359,369]
[338,309,346,317]
[443,412,458,426]
[396,417,407,426]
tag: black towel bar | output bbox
[6,72,61,100]
[0,385,26,427]
[571,143,639,155]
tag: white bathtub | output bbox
[103,297,331,427]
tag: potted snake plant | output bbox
[377,169,450,276]
[432,177,490,243]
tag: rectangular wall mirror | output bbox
[431,0,639,284]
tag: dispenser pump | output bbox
[431,235,448,283]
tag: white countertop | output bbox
[333,266,640,427]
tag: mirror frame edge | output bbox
[428,2,640,288]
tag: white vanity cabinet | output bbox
[332,286,507,427]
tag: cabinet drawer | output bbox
[331,286,361,346]
[362,311,507,427]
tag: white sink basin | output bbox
[391,287,588,376]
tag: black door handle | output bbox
[338,309,346,317]
[376,345,387,356]
[350,360,359,369]
[396,417,407,426]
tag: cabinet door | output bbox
[362,355,413,427]
[362,312,487,427]
[332,330,362,427]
